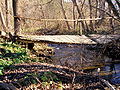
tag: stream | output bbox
[101,63,120,85]
[48,44,120,85]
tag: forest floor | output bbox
[0,37,119,90]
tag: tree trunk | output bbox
[5,0,13,32]
[88,0,94,31]
[5,0,8,27]
[95,0,98,26]
[60,0,70,30]
[0,7,7,33]
[39,5,46,28]
[115,0,120,9]
[106,0,120,18]
[99,0,105,18]
[95,0,98,18]
[71,0,86,34]
[73,5,76,30]
[95,0,105,26]
[12,0,20,36]
[109,5,114,34]
[79,0,90,32]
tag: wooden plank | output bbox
[65,35,77,43]
[19,35,97,44]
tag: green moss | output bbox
[40,72,59,82]
[0,42,40,75]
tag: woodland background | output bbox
[0,0,120,35]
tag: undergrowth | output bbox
[0,42,61,88]
[0,42,38,75]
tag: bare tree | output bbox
[12,0,20,36]
[95,0,105,27]
[99,0,105,18]
[5,0,8,27]
[95,0,98,26]
[72,4,76,30]
[115,0,120,9]
[71,0,86,33]
[0,7,7,33]
[5,0,13,31]
[88,0,94,31]
[106,0,120,18]
[108,4,115,33]
[60,0,70,30]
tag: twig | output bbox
[72,73,76,84]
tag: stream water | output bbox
[48,44,120,85]
[101,63,120,85]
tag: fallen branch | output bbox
[100,79,116,90]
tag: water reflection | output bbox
[101,63,120,85]
[49,44,104,68]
